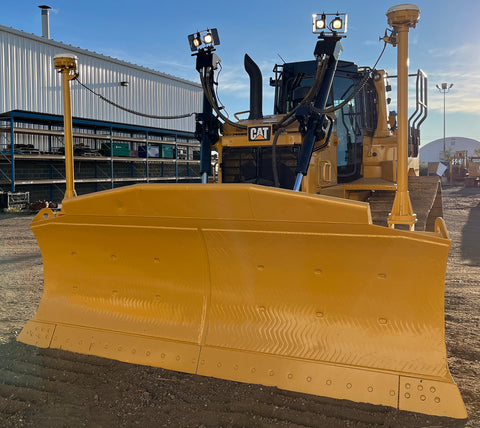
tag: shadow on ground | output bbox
[461,201,480,266]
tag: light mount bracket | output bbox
[312,13,348,37]
[188,28,220,54]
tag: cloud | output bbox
[428,44,479,59]
[424,44,480,115]
[379,43,479,119]
[215,59,276,97]
[216,66,250,96]
[428,74,480,114]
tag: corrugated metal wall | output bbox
[0,25,202,132]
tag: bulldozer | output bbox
[18,4,467,420]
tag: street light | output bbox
[436,82,453,160]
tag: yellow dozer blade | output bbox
[18,183,466,419]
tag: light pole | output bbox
[436,82,453,160]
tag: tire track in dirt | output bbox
[0,341,466,428]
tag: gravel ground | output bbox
[0,185,478,427]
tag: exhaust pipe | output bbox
[38,5,51,39]
[244,54,263,120]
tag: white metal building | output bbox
[0,15,204,204]
[0,23,202,132]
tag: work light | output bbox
[331,15,343,30]
[312,12,347,35]
[188,28,220,52]
[193,33,202,48]
[314,14,327,30]
[203,32,214,44]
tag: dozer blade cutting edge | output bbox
[18,183,467,419]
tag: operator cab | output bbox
[221,60,379,189]
[271,59,378,183]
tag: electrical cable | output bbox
[372,39,388,71]
[73,35,388,129]
[272,126,285,187]
[311,38,388,116]
[74,77,196,120]
[214,62,229,119]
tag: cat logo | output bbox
[248,125,272,142]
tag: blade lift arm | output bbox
[293,36,343,191]
[195,53,222,182]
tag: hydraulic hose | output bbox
[199,68,247,130]
[276,56,328,128]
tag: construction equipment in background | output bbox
[18,4,467,421]
[450,150,469,184]
[466,156,480,187]
[451,150,480,187]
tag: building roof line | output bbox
[0,23,201,89]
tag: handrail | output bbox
[408,69,428,157]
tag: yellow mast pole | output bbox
[386,5,419,231]
[54,54,78,199]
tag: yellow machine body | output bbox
[19,184,465,418]
[18,3,466,421]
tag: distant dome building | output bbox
[420,137,480,163]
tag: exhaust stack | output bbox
[38,5,51,39]
[244,54,263,120]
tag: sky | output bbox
[2,0,480,146]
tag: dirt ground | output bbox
[0,186,478,427]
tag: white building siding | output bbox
[0,25,202,132]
